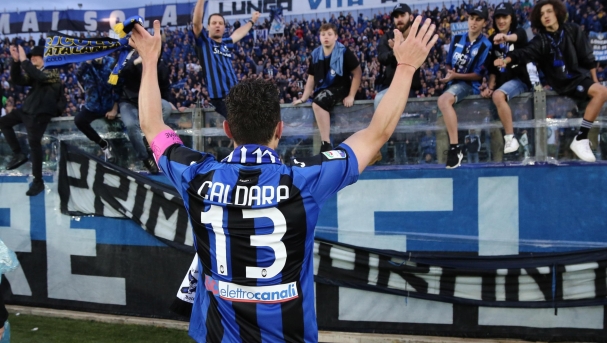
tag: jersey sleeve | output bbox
[152,130,214,199]
[222,36,235,48]
[293,143,359,205]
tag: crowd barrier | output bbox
[1,90,606,174]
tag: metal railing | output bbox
[0,90,605,174]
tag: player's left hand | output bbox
[129,20,161,63]
[251,11,260,24]
[343,95,354,107]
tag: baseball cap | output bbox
[27,46,44,59]
[391,3,412,18]
[494,2,514,17]
[469,5,488,20]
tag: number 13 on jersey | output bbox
[201,205,288,279]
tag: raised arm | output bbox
[129,20,172,143]
[192,0,205,38]
[343,17,438,173]
[231,12,260,43]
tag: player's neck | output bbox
[211,37,223,43]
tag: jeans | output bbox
[467,152,479,163]
[496,78,528,101]
[445,82,475,103]
[119,100,172,160]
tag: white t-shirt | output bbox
[1,108,6,117]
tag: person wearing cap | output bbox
[376,3,423,107]
[374,3,421,165]
[293,23,361,154]
[1,45,61,196]
[497,0,607,162]
[437,5,492,169]
[481,2,532,156]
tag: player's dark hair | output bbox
[226,78,282,145]
[530,0,568,29]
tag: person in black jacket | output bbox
[375,3,423,109]
[1,45,60,196]
[118,52,173,174]
[497,0,607,162]
[482,2,532,155]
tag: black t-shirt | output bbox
[308,47,360,92]
[486,27,531,88]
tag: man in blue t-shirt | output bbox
[192,0,259,118]
[129,17,437,343]
[437,6,491,169]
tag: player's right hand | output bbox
[393,16,438,70]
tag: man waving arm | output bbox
[343,17,438,173]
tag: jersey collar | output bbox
[221,145,282,165]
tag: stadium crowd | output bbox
[0,0,606,166]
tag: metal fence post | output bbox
[533,91,547,161]
[193,106,203,152]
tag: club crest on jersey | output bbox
[322,150,347,160]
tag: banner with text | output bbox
[2,0,449,34]
[590,31,607,61]
[58,143,607,309]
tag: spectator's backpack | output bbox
[55,82,67,117]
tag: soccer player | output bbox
[293,23,362,153]
[74,57,120,163]
[191,0,260,118]
[497,0,607,162]
[129,17,436,343]
[481,2,532,155]
[437,6,491,168]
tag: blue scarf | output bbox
[311,41,346,77]
[44,16,144,85]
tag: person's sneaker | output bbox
[6,153,28,170]
[142,157,160,174]
[101,140,116,163]
[504,135,520,154]
[570,136,596,162]
[320,141,333,153]
[445,145,463,169]
[26,179,45,196]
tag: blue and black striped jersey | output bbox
[157,142,359,343]
[446,33,491,93]
[192,28,239,99]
